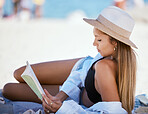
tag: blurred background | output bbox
[0,0,148,96]
[0,0,148,19]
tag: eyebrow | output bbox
[94,35,99,37]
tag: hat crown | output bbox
[99,6,135,32]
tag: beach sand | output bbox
[0,7,148,96]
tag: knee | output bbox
[14,69,20,81]
[2,83,13,98]
[13,67,25,82]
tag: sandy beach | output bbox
[0,6,148,96]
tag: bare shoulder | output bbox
[95,59,117,78]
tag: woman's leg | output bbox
[14,58,82,85]
[3,58,82,102]
[2,83,60,104]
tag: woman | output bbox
[0,0,4,17]
[32,0,45,18]
[12,0,20,16]
[2,6,137,113]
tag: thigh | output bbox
[14,58,82,84]
[3,83,60,103]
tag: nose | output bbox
[93,39,97,46]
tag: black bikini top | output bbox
[85,57,104,103]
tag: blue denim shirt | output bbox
[57,53,127,114]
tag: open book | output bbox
[21,61,45,101]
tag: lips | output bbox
[97,49,100,52]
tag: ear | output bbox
[112,40,117,47]
[114,42,117,47]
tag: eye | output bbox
[98,39,101,42]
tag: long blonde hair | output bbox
[111,39,137,113]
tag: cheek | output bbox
[109,47,114,53]
[107,45,114,54]
[102,44,114,55]
[100,43,108,50]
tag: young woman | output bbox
[2,6,137,114]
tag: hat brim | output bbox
[83,18,138,49]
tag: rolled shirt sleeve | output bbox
[60,70,82,102]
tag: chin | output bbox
[100,53,104,57]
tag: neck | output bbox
[104,56,113,60]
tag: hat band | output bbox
[97,15,131,39]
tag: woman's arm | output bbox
[42,89,126,114]
[14,58,81,85]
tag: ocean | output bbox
[2,0,148,18]
[43,0,113,18]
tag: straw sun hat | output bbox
[83,6,137,49]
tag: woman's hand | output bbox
[42,89,62,114]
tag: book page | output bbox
[22,75,43,100]
[21,61,45,100]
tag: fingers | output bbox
[42,89,62,113]
[43,101,57,113]
[42,99,51,113]
[42,94,52,106]
[42,97,52,113]
[44,89,58,102]
[44,89,53,98]
[44,89,57,101]
[43,107,50,114]
[42,94,57,112]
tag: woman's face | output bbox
[93,28,116,57]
